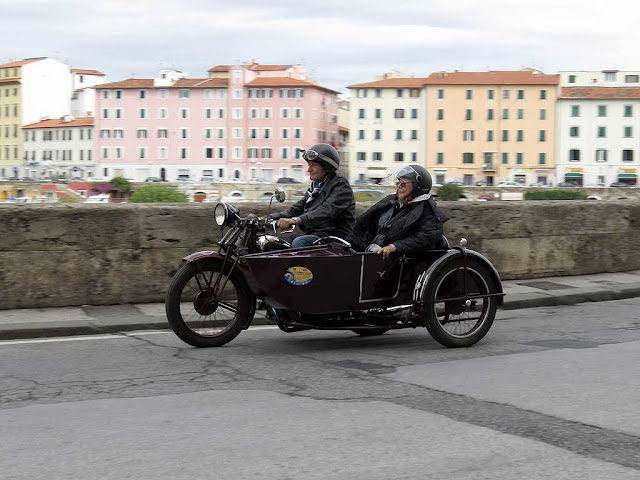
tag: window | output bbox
[375,108,381,119]
[373,152,382,162]
[487,130,494,141]
[137,129,148,139]
[139,89,147,99]
[624,126,633,137]
[502,130,509,141]
[374,130,381,140]
[625,105,633,117]
[396,89,404,98]
[517,90,524,100]
[502,153,508,165]
[516,153,523,165]
[598,105,607,117]
[204,128,213,139]
[539,153,546,165]
[281,128,289,139]
[358,108,365,119]
[396,130,403,140]
[463,130,474,141]
[411,109,418,119]
[262,148,271,159]
[281,108,289,119]
[294,128,302,139]
[232,108,242,119]
[139,108,147,119]
[465,109,472,120]
[179,89,190,98]
[232,128,242,139]
[462,152,474,164]
[623,150,634,162]
[159,89,168,99]
[205,147,214,159]
[539,130,546,142]
[438,89,444,99]
[262,89,272,99]
[503,90,510,100]
[157,129,168,138]
[394,109,405,119]
[281,147,289,160]
[204,89,213,99]
[571,105,580,117]
[487,109,494,120]
[625,75,639,83]
[138,147,147,159]
[248,88,259,99]
[569,149,580,161]
[263,108,272,119]
[394,152,404,162]
[279,88,290,98]
[604,71,616,81]
[101,109,109,119]
[437,152,444,164]
[411,129,418,140]
[357,152,366,162]
[115,109,122,119]
[540,89,547,100]
[437,109,444,120]
[263,128,271,139]
[437,130,444,141]
[100,129,110,139]
[596,149,608,162]
[540,109,546,120]
[180,128,188,139]
[180,108,189,119]
[295,108,303,119]
[233,89,242,100]
[597,126,606,137]
[115,90,122,99]
[180,148,188,159]
[568,75,576,83]
[517,109,524,120]
[249,128,258,139]
[488,89,494,100]
[357,88,367,98]
[250,108,258,119]
[159,108,168,119]
[375,89,382,98]
[409,88,420,98]
[466,89,472,100]
[217,108,225,119]
[358,130,365,140]
[502,109,509,120]
[570,126,579,137]
[517,130,524,141]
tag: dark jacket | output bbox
[347,194,448,255]
[269,174,356,238]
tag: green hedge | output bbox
[524,190,588,200]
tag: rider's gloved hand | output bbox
[377,244,396,259]
[277,217,299,230]
[365,243,382,253]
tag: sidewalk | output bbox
[2,270,640,340]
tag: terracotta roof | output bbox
[559,87,640,99]
[424,70,559,85]
[0,77,20,84]
[248,63,291,71]
[348,77,428,89]
[23,116,94,129]
[245,77,339,94]
[96,78,155,89]
[71,68,106,76]
[173,78,228,88]
[0,57,47,69]
[208,65,230,72]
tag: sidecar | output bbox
[239,237,504,347]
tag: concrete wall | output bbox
[1,200,639,310]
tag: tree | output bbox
[436,183,463,201]
[108,177,132,194]
[129,185,188,203]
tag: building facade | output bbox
[94,62,340,182]
[424,70,559,186]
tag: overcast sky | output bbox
[3,0,639,96]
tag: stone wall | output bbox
[1,200,639,310]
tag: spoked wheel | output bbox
[424,258,498,348]
[165,259,254,347]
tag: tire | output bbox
[351,327,390,336]
[165,259,254,347]
[423,257,498,348]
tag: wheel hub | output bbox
[193,289,219,316]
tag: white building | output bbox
[557,71,640,186]
[22,116,95,180]
[347,72,426,184]
[71,68,107,117]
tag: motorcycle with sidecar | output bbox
[165,189,504,348]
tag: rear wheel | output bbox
[423,258,498,348]
[165,259,253,347]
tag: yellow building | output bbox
[424,70,559,186]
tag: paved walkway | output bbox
[2,270,640,340]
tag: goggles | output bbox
[302,149,339,170]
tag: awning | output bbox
[565,173,583,178]
[618,173,637,179]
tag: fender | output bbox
[413,249,504,306]
[181,251,256,328]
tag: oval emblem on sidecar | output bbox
[284,266,313,286]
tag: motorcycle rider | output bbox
[268,143,356,247]
[347,165,448,258]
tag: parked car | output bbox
[198,177,219,183]
[496,181,522,187]
[145,177,164,183]
[610,182,630,188]
[557,182,580,187]
[529,182,549,188]
[276,177,301,184]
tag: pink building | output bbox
[94,63,340,182]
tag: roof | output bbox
[348,77,428,89]
[172,78,228,88]
[23,116,94,129]
[0,77,20,84]
[559,87,640,100]
[248,63,291,71]
[71,68,106,76]
[245,76,339,94]
[423,70,559,85]
[208,65,230,72]
[96,78,155,89]
[96,77,228,89]
[0,57,47,69]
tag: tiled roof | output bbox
[71,68,106,76]
[96,78,155,89]
[424,70,559,85]
[23,116,94,129]
[348,77,428,89]
[208,65,230,72]
[173,78,229,88]
[559,87,640,99]
[245,77,339,94]
[248,64,291,71]
[0,57,47,69]
[0,77,20,84]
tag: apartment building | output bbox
[71,68,107,118]
[347,72,427,184]
[424,70,559,186]
[556,70,640,186]
[22,116,94,180]
[0,57,72,178]
[94,63,340,182]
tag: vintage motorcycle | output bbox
[165,189,504,348]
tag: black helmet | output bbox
[302,143,340,172]
[395,164,432,200]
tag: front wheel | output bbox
[423,258,498,348]
[165,259,254,347]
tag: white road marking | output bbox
[0,326,279,346]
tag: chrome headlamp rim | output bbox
[214,203,229,227]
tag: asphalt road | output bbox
[2,299,640,479]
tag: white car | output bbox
[497,181,522,187]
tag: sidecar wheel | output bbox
[423,257,498,348]
[351,328,390,336]
[165,259,253,347]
